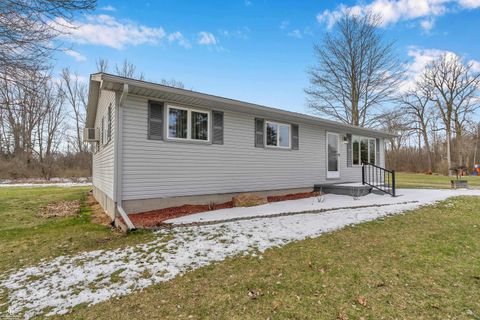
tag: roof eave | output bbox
[92,73,396,138]
[85,75,101,128]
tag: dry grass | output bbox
[37,200,80,218]
[0,187,154,274]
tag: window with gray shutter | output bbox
[347,133,352,167]
[254,118,264,147]
[291,124,299,150]
[212,111,224,145]
[148,101,164,140]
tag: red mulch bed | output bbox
[267,191,320,203]
[129,191,321,229]
[129,201,233,228]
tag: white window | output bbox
[265,121,290,148]
[352,136,376,165]
[167,105,209,141]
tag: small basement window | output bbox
[265,121,290,148]
[167,105,209,141]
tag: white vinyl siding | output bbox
[92,89,116,199]
[119,95,385,201]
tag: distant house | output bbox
[85,73,394,227]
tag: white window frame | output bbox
[265,121,291,149]
[352,135,376,166]
[166,104,210,142]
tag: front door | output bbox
[327,132,340,179]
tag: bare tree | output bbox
[96,58,110,73]
[422,54,480,174]
[381,110,415,169]
[97,57,185,88]
[0,0,95,79]
[0,65,51,157]
[305,11,404,127]
[159,78,185,89]
[115,59,145,80]
[399,80,435,171]
[60,68,87,153]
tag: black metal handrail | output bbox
[362,163,396,197]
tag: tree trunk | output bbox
[446,129,453,176]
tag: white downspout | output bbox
[114,83,135,231]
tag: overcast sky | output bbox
[54,0,480,114]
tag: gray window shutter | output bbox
[291,124,299,150]
[148,101,164,140]
[254,118,264,148]
[376,138,380,165]
[347,134,352,167]
[212,111,224,145]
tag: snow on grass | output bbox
[0,189,479,318]
[0,182,91,188]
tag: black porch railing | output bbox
[362,163,396,197]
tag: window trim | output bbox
[264,120,291,149]
[166,104,211,142]
[351,135,376,166]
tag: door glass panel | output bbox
[360,138,368,164]
[369,139,376,164]
[352,137,359,165]
[328,134,338,172]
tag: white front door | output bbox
[327,132,340,179]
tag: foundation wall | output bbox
[123,187,313,214]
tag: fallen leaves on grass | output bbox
[247,289,262,299]
[37,200,80,218]
[88,194,113,226]
[357,296,367,307]
[337,312,349,320]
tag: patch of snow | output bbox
[0,189,478,318]
[0,177,91,188]
[0,182,91,188]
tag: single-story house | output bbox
[85,73,395,228]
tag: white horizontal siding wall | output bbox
[121,95,383,201]
[92,89,116,199]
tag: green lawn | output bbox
[396,172,480,189]
[1,185,479,319]
[0,186,154,274]
[56,196,480,320]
